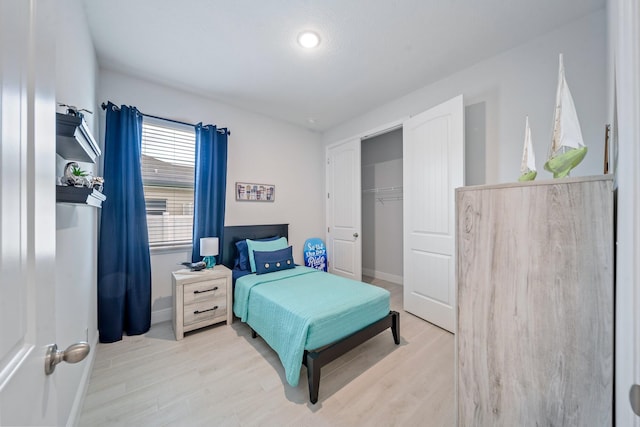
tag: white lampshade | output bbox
[200,237,219,257]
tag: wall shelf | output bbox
[362,186,403,203]
[56,186,106,208]
[56,113,101,163]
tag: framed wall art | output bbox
[235,182,275,202]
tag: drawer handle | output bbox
[194,306,219,315]
[194,286,218,294]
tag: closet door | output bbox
[403,95,464,333]
[326,138,362,281]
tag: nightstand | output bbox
[172,264,232,340]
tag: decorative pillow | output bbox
[234,235,280,271]
[247,236,288,273]
[254,246,295,275]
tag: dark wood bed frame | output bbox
[222,224,400,404]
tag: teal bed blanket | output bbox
[233,266,390,387]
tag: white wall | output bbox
[323,10,607,184]
[361,129,403,283]
[55,0,99,425]
[98,70,325,323]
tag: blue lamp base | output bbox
[203,255,216,269]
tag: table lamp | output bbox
[200,237,219,268]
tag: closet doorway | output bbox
[361,128,404,285]
[327,95,464,333]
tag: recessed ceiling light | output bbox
[297,31,320,49]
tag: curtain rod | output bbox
[100,102,230,136]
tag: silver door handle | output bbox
[44,342,90,375]
[353,232,359,238]
[631,384,640,416]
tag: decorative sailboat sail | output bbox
[518,116,537,181]
[544,54,587,178]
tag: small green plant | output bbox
[71,165,88,177]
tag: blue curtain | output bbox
[191,124,228,263]
[98,103,151,343]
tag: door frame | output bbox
[613,0,640,423]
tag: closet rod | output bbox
[376,196,403,205]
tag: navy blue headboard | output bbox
[221,224,289,269]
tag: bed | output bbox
[222,224,400,404]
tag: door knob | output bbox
[353,232,359,238]
[631,384,640,416]
[44,342,90,375]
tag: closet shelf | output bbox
[363,185,403,204]
[362,185,403,194]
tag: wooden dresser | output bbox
[172,265,232,340]
[456,175,613,426]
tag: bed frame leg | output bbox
[251,328,257,339]
[391,311,400,345]
[306,352,320,404]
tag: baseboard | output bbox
[151,307,172,325]
[66,332,99,427]
[362,268,403,285]
[362,267,376,279]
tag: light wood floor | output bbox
[78,278,455,427]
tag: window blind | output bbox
[141,118,195,249]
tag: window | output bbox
[141,118,195,249]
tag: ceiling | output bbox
[82,0,604,132]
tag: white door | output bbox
[403,95,464,333]
[0,1,58,425]
[613,0,640,423]
[326,138,362,281]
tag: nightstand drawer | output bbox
[184,296,227,326]
[183,278,226,305]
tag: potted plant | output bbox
[70,165,88,187]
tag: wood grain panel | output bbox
[333,147,357,228]
[333,239,355,274]
[407,250,451,305]
[409,115,450,235]
[456,176,613,426]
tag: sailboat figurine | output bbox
[518,116,537,181]
[544,54,588,178]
